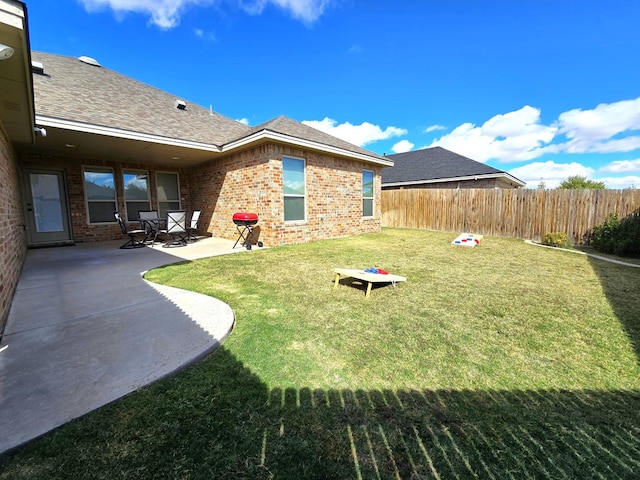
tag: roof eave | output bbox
[382,172,526,188]
[35,114,223,153]
[223,129,394,167]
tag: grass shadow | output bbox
[1,346,639,479]
[586,256,640,364]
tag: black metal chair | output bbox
[114,212,146,249]
[138,210,161,245]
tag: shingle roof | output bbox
[242,115,386,160]
[382,147,522,185]
[31,52,387,165]
[32,52,251,146]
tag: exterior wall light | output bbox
[0,43,15,60]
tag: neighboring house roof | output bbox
[27,52,390,167]
[382,147,525,187]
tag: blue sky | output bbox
[27,0,640,188]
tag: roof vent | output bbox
[175,99,187,110]
[32,61,44,74]
[78,56,101,67]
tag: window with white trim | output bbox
[363,169,374,217]
[123,170,151,221]
[156,172,181,218]
[283,156,306,222]
[83,167,116,224]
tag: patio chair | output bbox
[186,210,201,242]
[159,210,188,247]
[138,210,161,245]
[114,212,147,249]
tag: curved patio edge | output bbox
[140,274,235,366]
[0,240,237,455]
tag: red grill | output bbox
[232,212,263,250]
[232,212,259,226]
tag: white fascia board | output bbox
[382,172,525,188]
[0,0,26,30]
[35,115,223,153]
[222,129,394,167]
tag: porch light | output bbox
[0,43,14,60]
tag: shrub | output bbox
[590,212,640,257]
[590,213,620,253]
[542,232,569,248]
[611,212,640,257]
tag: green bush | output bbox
[590,212,640,257]
[542,232,569,247]
[611,212,640,256]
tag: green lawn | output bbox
[1,228,639,479]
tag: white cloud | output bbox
[194,27,217,40]
[508,161,595,189]
[426,97,640,164]
[599,158,640,174]
[79,0,207,28]
[429,106,557,162]
[557,98,640,153]
[302,117,407,147]
[596,176,640,189]
[424,124,446,133]
[79,0,331,28]
[238,0,331,23]
[391,139,414,153]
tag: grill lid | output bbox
[232,212,258,222]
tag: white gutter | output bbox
[35,115,223,153]
[222,129,394,167]
[382,172,525,188]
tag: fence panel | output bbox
[381,189,640,244]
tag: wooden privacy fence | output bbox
[381,188,640,244]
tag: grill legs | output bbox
[233,224,264,250]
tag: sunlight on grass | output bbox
[146,228,640,392]
[1,228,638,479]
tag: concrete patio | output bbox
[0,237,249,454]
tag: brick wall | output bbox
[0,128,27,334]
[190,143,382,246]
[18,153,192,243]
[17,143,383,248]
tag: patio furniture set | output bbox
[115,210,200,249]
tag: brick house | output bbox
[382,147,525,189]
[0,1,391,331]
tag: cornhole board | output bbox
[452,233,483,247]
[333,268,406,298]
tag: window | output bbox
[283,156,305,221]
[83,167,116,223]
[156,172,180,218]
[123,171,150,221]
[363,170,374,217]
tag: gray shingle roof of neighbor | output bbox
[31,52,388,164]
[32,52,251,146]
[382,147,524,185]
